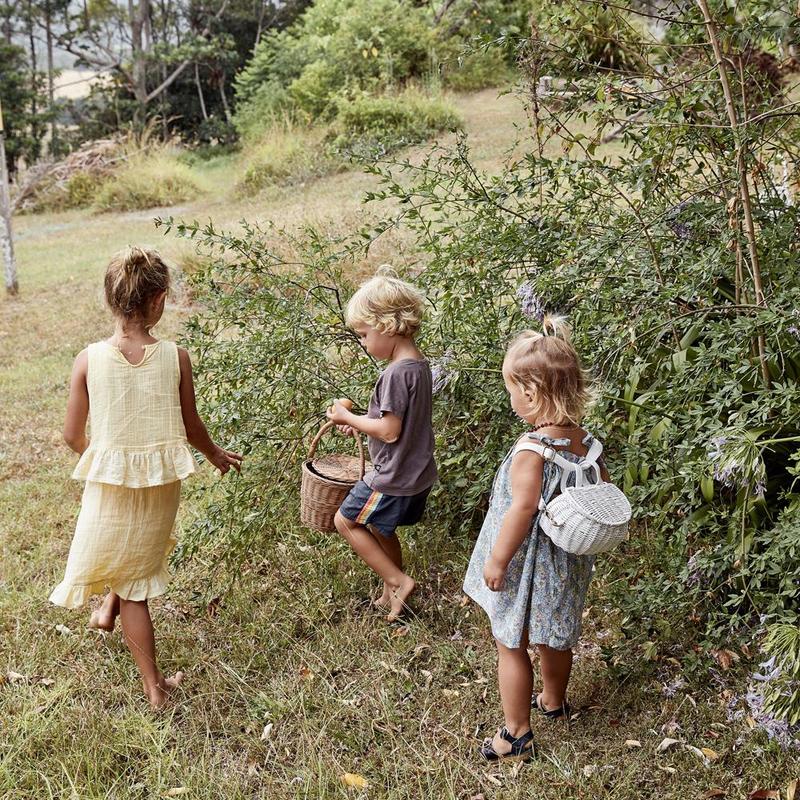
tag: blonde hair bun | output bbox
[345,268,425,338]
[104,246,171,318]
[542,314,572,342]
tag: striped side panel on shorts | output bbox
[355,490,384,525]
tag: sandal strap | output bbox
[499,726,534,750]
[536,694,571,719]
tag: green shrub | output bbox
[92,152,202,212]
[235,122,340,195]
[440,47,513,91]
[170,2,800,652]
[233,0,433,134]
[327,90,461,154]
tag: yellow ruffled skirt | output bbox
[50,480,181,609]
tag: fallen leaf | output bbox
[459,595,470,608]
[685,744,708,763]
[260,722,273,741]
[54,624,72,636]
[7,671,27,682]
[442,689,460,698]
[702,790,725,799]
[656,737,680,752]
[341,773,368,789]
[624,739,642,749]
[745,716,757,729]
[710,649,739,671]
[206,597,222,619]
[298,666,314,682]
[658,766,677,775]
[701,747,720,761]
[582,764,597,777]
[788,779,798,800]
[747,792,780,800]
[469,795,485,800]
[164,789,189,798]
[391,625,410,637]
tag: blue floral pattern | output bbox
[463,431,599,650]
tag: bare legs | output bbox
[491,633,573,755]
[537,644,573,711]
[372,531,403,608]
[88,590,120,631]
[118,598,183,709]
[491,632,533,754]
[334,511,414,622]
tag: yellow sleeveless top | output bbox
[72,340,198,488]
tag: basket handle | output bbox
[307,421,366,479]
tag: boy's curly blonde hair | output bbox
[345,267,425,338]
[505,315,591,425]
[104,246,171,318]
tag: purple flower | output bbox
[789,325,800,342]
[668,221,692,240]
[430,350,455,395]
[752,656,781,683]
[516,283,545,321]
[661,676,686,697]
[685,552,704,588]
[755,479,767,499]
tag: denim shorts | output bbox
[339,480,431,537]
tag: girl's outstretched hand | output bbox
[483,553,507,592]
[209,446,243,475]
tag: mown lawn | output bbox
[1,88,798,799]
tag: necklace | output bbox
[531,420,570,431]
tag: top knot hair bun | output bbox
[104,246,171,318]
[542,314,572,342]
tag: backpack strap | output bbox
[513,437,605,507]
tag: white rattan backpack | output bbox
[514,437,632,556]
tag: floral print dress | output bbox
[463,431,599,650]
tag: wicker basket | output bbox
[300,421,367,532]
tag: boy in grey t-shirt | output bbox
[327,270,437,623]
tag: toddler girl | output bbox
[50,246,242,709]
[463,316,609,761]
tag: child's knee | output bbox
[334,510,352,536]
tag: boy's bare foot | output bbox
[88,609,116,632]
[374,584,391,608]
[145,671,184,710]
[386,575,415,623]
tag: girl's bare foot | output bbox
[145,671,184,710]
[88,609,116,632]
[374,583,391,608]
[386,575,415,623]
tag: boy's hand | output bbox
[326,399,353,425]
[483,553,508,592]
[209,446,243,475]
[336,424,355,436]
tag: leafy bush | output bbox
[327,90,461,155]
[234,0,433,134]
[172,1,800,655]
[93,152,202,212]
[235,121,340,195]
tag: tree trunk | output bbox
[195,62,208,121]
[218,72,231,122]
[0,111,18,296]
[130,0,150,125]
[45,0,56,153]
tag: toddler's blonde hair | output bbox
[104,246,171,318]
[346,267,425,338]
[505,315,590,425]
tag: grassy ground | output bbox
[1,88,799,799]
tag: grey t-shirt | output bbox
[363,358,438,496]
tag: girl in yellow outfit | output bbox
[50,246,242,709]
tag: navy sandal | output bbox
[534,693,572,721]
[479,726,535,763]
